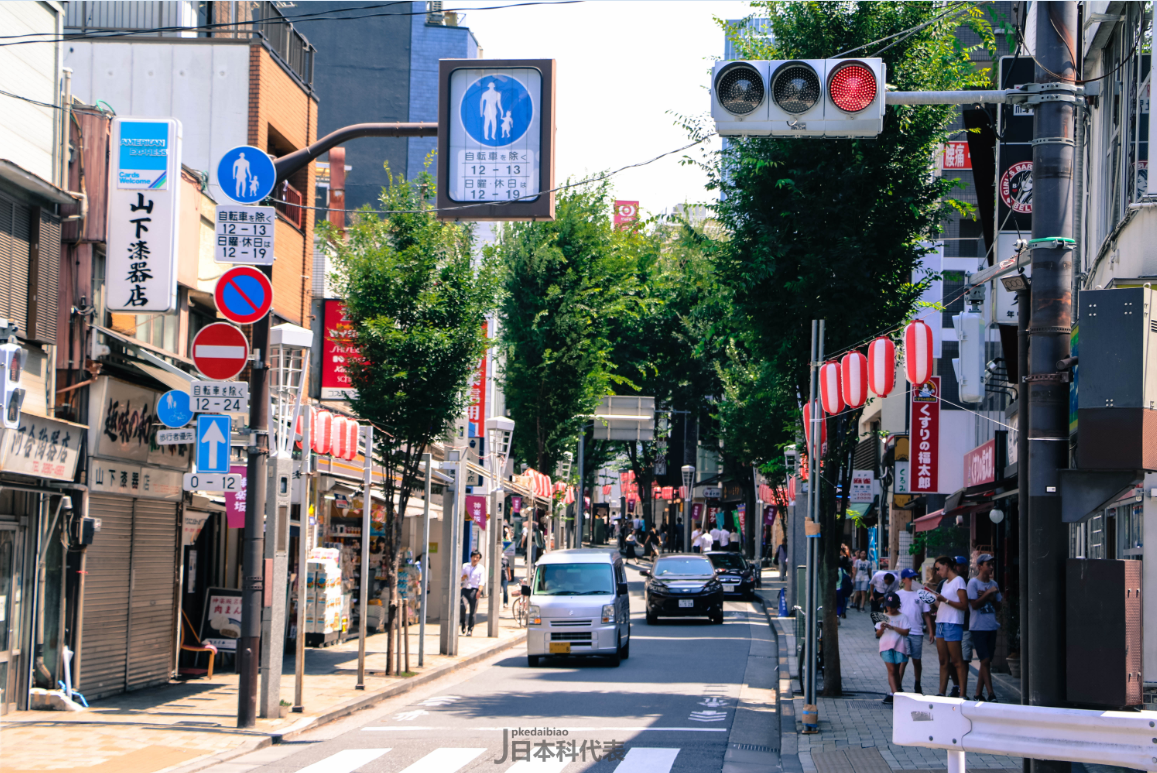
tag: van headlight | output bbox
[602,604,615,624]
[529,605,541,625]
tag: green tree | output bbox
[692,1,994,694]
[326,169,497,668]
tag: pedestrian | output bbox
[968,553,1002,701]
[852,550,872,611]
[460,550,485,636]
[869,569,898,613]
[836,545,853,619]
[674,519,684,552]
[777,539,788,579]
[698,526,715,553]
[709,522,722,550]
[643,525,661,560]
[691,525,703,554]
[874,591,912,704]
[896,568,934,694]
[932,554,969,698]
[717,525,731,552]
[624,529,639,560]
[500,552,511,608]
[956,555,974,673]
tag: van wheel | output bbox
[711,611,724,624]
[621,634,630,659]
[608,648,621,667]
[646,610,657,625]
[528,655,541,667]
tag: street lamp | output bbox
[681,464,695,553]
[486,416,515,637]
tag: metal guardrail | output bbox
[893,693,1157,772]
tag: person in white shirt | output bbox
[460,551,486,636]
[717,527,730,550]
[698,528,715,553]
[895,568,934,694]
[709,525,722,547]
[932,555,969,697]
[691,526,703,554]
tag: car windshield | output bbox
[708,553,747,570]
[653,557,714,578]
[533,563,615,595]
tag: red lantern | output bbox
[312,411,331,455]
[867,337,896,397]
[819,361,843,415]
[345,420,359,460]
[801,399,828,459]
[904,320,934,386]
[295,408,308,450]
[331,416,348,459]
[841,351,868,409]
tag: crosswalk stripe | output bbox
[295,748,391,773]
[505,758,571,773]
[396,747,485,773]
[611,748,680,772]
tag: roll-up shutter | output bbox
[27,208,60,345]
[79,495,131,699]
[126,499,178,691]
[0,191,31,335]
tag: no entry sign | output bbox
[215,266,273,325]
[192,323,250,381]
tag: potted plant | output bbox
[279,699,291,718]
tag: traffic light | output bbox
[711,58,886,138]
[952,310,986,404]
[0,341,27,430]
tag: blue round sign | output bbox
[217,145,276,204]
[157,390,193,428]
[460,74,533,148]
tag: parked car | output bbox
[525,549,631,667]
[704,551,757,599]
[641,554,724,624]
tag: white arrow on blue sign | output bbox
[196,414,232,474]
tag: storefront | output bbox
[80,377,186,700]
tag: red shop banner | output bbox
[468,321,488,438]
[910,376,941,493]
[466,495,488,529]
[321,300,360,400]
[964,438,996,488]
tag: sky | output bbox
[453,0,756,217]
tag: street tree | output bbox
[688,1,995,693]
[325,169,497,671]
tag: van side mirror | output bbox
[617,582,629,596]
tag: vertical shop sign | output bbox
[321,300,359,400]
[910,377,941,493]
[224,464,248,528]
[468,322,488,437]
[466,495,488,529]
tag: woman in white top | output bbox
[931,555,969,697]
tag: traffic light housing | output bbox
[952,310,986,404]
[0,342,27,430]
[711,58,886,138]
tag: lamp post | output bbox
[681,464,695,553]
[486,417,515,637]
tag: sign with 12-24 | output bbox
[192,381,249,414]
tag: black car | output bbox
[705,551,757,599]
[641,554,724,624]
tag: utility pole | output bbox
[1026,5,1075,773]
[804,319,824,719]
[576,432,585,547]
[293,406,311,712]
[418,452,432,666]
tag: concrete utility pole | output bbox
[804,319,824,714]
[1026,5,1075,773]
[575,432,585,547]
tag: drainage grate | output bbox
[731,743,777,753]
[826,699,891,711]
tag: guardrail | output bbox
[893,693,1157,772]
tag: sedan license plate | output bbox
[678,599,694,608]
[549,642,571,654]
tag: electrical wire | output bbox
[278,136,714,216]
[0,88,61,110]
[833,2,974,58]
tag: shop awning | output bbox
[912,509,945,533]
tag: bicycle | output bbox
[511,578,530,627]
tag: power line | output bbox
[0,88,60,110]
[833,2,974,58]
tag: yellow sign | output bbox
[428,542,438,554]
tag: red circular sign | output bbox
[1000,160,1033,214]
[192,323,250,381]
[215,266,273,325]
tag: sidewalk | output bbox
[759,574,1022,772]
[0,598,526,773]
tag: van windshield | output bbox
[533,563,615,596]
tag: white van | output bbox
[525,548,631,667]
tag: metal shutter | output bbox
[0,192,30,334]
[78,495,131,699]
[126,499,178,691]
[27,208,59,344]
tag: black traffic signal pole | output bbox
[1026,5,1076,773]
[237,122,438,728]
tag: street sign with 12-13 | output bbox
[192,381,250,413]
[183,472,243,493]
[214,205,275,265]
[157,428,196,445]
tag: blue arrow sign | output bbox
[217,145,276,204]
[196,414,231,474]
[157,389,193,428]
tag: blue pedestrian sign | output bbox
[460,76,533,147]
[196,414,232,474]
[157,389,193,428]
[217,145,276,205]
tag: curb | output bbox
[160,631,527,773]
[755,588,803,773]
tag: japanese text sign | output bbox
[321,300,359,400]
[964,438,996,488]
[942,141,971,170]
[468,322,488,437]
[214,205,275,265]
[106,118,181,312]
[850,470,875,504]
[466,495,488,529]
[224,464,247,528]
[0,414,81,481]
[910,377,940,494]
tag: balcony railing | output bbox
[275,180,305,230]
[64,1,315,91]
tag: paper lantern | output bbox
[295,409,308,451]
[841,352,868,409]
[345,420,359,460]
[603,484,612,496]
[819,361,843,415]
[904,320,934,386]
[312,411,332,456]
[867,337,896,397]
[331,416,348,459]
[801,399,827,459]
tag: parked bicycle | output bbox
[511,577,531,627]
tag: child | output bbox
[874,591,912,704]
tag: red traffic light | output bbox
[828,62,877,113]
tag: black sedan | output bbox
[705,551,757,599]
[641,554,724,624]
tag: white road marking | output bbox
[395,747,485,773]
[294,748,390,773]
[362,726,729,732]
[505,758,570,772]
[688,710,728,722]
[393,709,430,721]
[612,748,681,772]
[417,695,462,707]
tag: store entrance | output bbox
[0,525,21,715]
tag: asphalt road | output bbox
[204,558,772,773]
